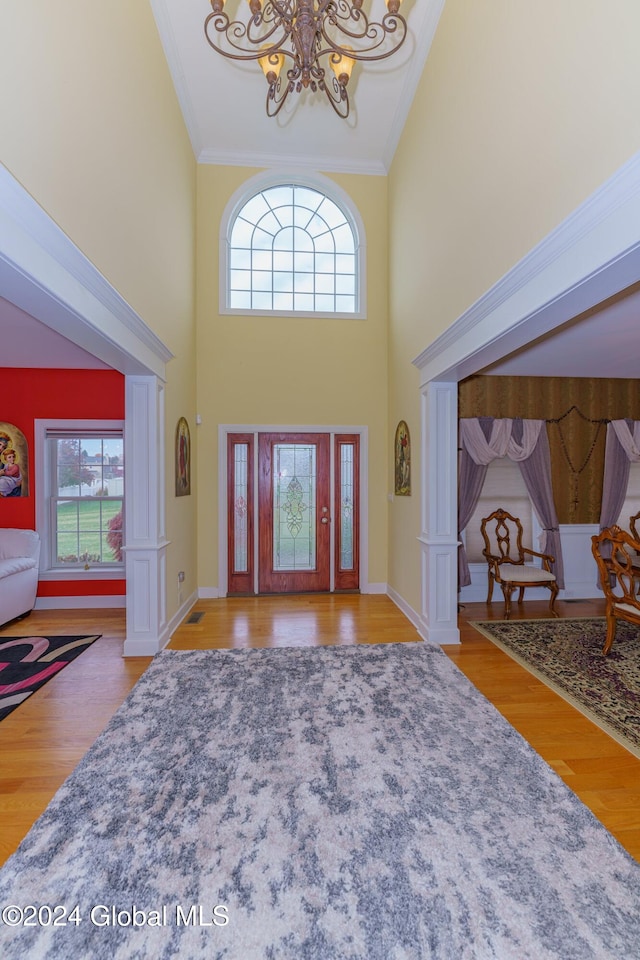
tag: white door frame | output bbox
[218,424,369,596]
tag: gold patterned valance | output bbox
[458,376,640,524]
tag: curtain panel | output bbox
[599,420,640,530]
[458,417,565,590]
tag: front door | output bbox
[258,433,331,593]
[226,430,360,595]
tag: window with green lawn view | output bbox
[48,433,124,569]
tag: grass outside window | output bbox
[55,499,123,566]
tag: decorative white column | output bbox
[418,381,460,644]
[123,376,169,656]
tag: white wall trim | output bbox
[200,147,388,177]
[386,585,428,642]
[122,377,168,656]
[382,0,446,173]
[148,0,204,160]
[362,582,387,595]
[162,589,199,649]
[198,587,221,600]
[34,595,126,610]
[413,151,640,385]
[0,163,173,378]
[418,383,461,645]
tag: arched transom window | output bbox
[226,183,361,316]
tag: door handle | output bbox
[321,516,330,524]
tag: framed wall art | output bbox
[0,422,28,498]
[175,417,191,497]
[394,420,411,496]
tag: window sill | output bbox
[39,568,125,581]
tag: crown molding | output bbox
[383,0,446,172]
[413,151,640,383]
[148,0,204,159]
[0,163,173,377]
[197,147,387,177]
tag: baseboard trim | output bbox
[163,590,199,649]
[362,582,387,595]
[386,586,430,642]
[122,591,198,657]
[198,587,221,599]
[35,595,126,610]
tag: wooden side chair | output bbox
[480,507,559,619]
[591,525,640,655]
[629,511,640,542]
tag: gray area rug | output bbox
[0,642,639,959]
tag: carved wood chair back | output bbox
[480,507,558,619]
[591,524,640,655]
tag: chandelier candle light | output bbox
[204,0,408,118]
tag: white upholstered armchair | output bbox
[0,528,40,627]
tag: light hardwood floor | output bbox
[0,595,638,868]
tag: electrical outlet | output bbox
[178,571,185,583]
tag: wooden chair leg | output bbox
[548,581,559,618]
[501,584,513,619]
[517,586,525,604]
[486,572,494,604]
[602,612,617,656]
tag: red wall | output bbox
[1,368,126,597]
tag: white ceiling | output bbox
[149,0,442,175]
[480,283,640,380]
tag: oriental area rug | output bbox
[0,643,639,959]
[0,635,100,721]
[471,618,640,759]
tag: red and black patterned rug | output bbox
[0,635,101,721]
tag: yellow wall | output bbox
[388,0,640,612]
[195,165,389,591]
[0,1,198,618]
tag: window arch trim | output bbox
[219,170,367,319]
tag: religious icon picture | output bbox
[0,422,28,498]
[394,420,411,496]
[175,417,191,497]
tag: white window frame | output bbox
[35,419,125,580]
[219,170,367,320]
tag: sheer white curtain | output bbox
[458,417,565,589]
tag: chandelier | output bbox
[204,0,408,119]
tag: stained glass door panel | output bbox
[258,433,330,593]
[227,433,254,595]
[334,434,359,591]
